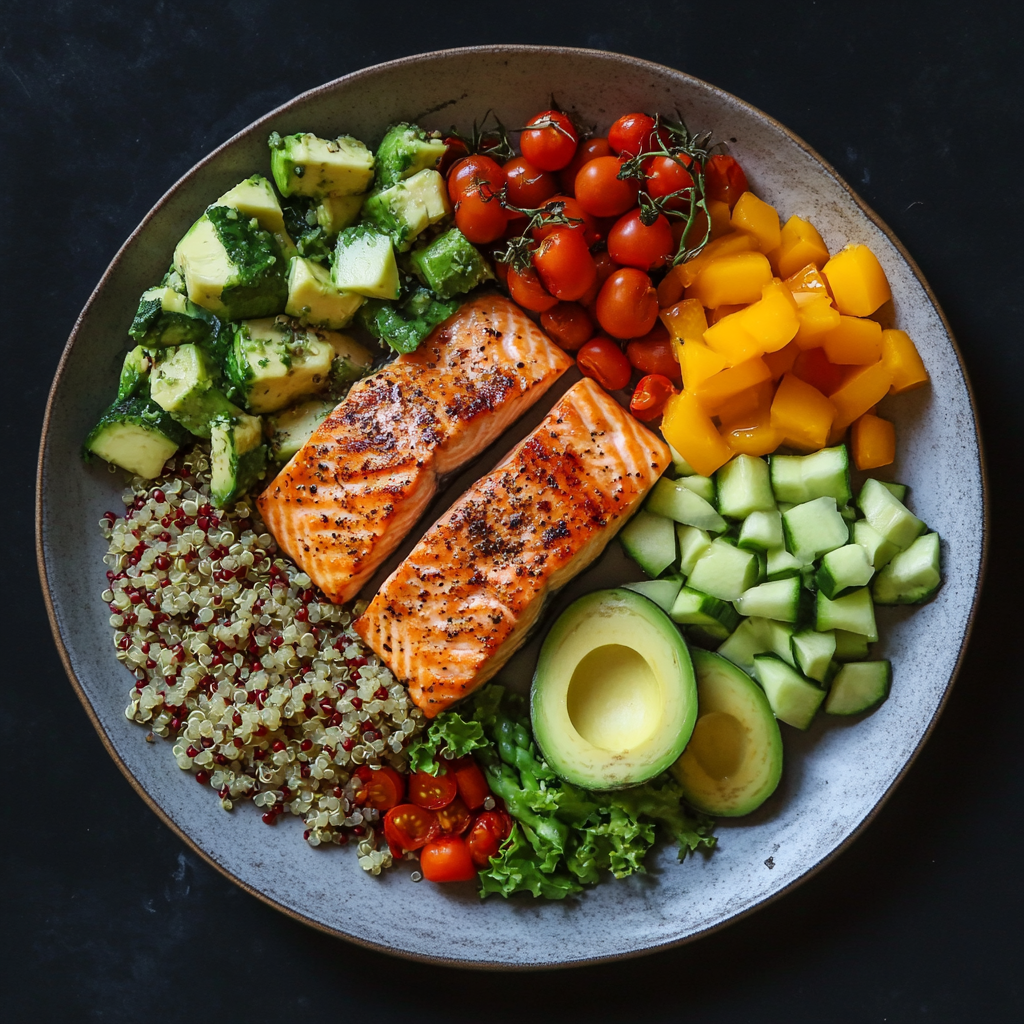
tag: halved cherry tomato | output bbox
[451,758,491,810]
[703,154,749,208]
[644,154,696,209]
[630,373,678,421]
[594,268,659,339]
[607,208,675,270]
[531,195,599,245]
[503,156,558,208]
[455,185,508,244]
[520,110,579,172]
[419,835,478,883]
[507,264,558,312]
[560,137,614,194]
[574,156,640,218]
[577,336,632,391]
[383,803,440,855]
[352,765,405,810]
[540,302,594,351]
[447,154,507,203]
[625,323,681,382]
[465,810,514,867]
[533,228,596,302]
[435,795,473,835]
[437,136,470,177]
[408,767,458,810]
[608,112,657,157]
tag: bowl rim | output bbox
[35,42,989,969]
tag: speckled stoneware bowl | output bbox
[37,45,986,968]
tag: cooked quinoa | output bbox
[99,445,425,873]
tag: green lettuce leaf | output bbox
[607,774,717,859]
[478,824,582,900]
[404,711,488,775]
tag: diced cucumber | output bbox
[678,474,716,504]
[872,532,942,605]
[839,504,858,523]
[761,619,797,666]
[647,478,727,532]
[717,617,771,675]
[209,413,266,507]
[619,510,677,578]
[782,496,850,564]
[677,524,712,576]
[852,519,900,570]
[668,445,696,477]
[791,629,837,684]
[815,543,875,600]
[858,477,926,551]
[671,587,741,634]
[734,577,801,622]
[766,546,802,580]
[824,661,892,715]
[687,539,759,601]
[738,509,783,553]
[834,629,871,661]
[716,454,776,519]
[770,445,851,505]
[815,587,878,641]
[752,655,825,730]
[880,481,908,502]
[623,578,684,614]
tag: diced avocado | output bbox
[360,169,451,251]
[209,412,266,507]
[358,284,459,355]
[286,256,364,329]
[268,131,374,198]
[530,588,698,790]
[315,193,365,235]
[128,286,221,348]
[408,227,494,299]
[225,317,334,414]
[266,398,335,462]
[216,174,296,257]
[149,343,243,437]
[323,329,375,385]
[280,196,333,263]
[117,345,156,401]
[332,225,400,300]
[84,390,189,479]
[375,123,447,189]
[671,650,783,816]
[172,207,287,321]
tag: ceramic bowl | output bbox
[37,45,986,968]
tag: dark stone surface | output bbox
[3,1,1022,1020]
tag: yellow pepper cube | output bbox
[793,293,842,349]
[723,421,781,457]
[829,359,895,430]
[678,340,728,390]
[823,244,892,316]
[677,231,757,287]
[821,315,884,365]
[733,281,800,353]
[708,303,747,325]
[660,297,708,343]
[785,263,831,295]
[882,329,929,393]
[717,379,774,430]
[770,372,836,450]
[703,311,763,366]
[708,199,733,238]
[731,192,782,253]
[688,251,774,307]
[661,391,735,477]
[657,265,686,308]
[851,412,896,470]
[763,341,799,380]
[774,216,830,279]
[695,357,773,415]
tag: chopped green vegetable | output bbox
[357,283,459,354]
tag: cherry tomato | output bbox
[503,156,558,209]
[580,250,618,309]
[520,109,579,172]
[383,803,440,855]
[455,185,508,244]
[465,810,514,867]
[533,228,597,302]
[531,195,599,245]
[560,136,614,194]
[353,765,405,811]
[408,767,458,810]
[452,758,491,811]
[507,264,558,312]
[419,835,478,883]
[704,154,750,207]
[630,373,678,421]
[577,336,632,391]
[574,156,640,218]
[447,154,507,204]
[625,325,682,383]
[608,112,657,157]
[437,136,470,177]
[435,795,473,835]
[540,302,595,351]
[594,268,659,339]
[645,154,696,209]
[607,209,675,270]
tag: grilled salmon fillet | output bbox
[256,295,572,603]
[353,378,672,717]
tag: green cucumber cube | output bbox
[770,445,851,504]
[671,587,740,633]
[733,577,801,622]
[623,578,683,614]
[738,509,784,553]
[880,481,908,502]
[687,538,759,601]
[833,629,872,661]
[678,474,716,504]
[766,546,802,580]
[858,477,925,550]
[668,445,696,476]
[782,496,850,564]
[647,478,726,532]
[815,543,875,600]
[676,524,713,576]
[852,519,900,570]
[815,587,878,641]
[791,629,837,683]
[716,453,776,518]
[872,532,942,605]
[619,510,677,577]
[824,661,891,715]
[753,655,825,730]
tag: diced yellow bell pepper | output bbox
[657,266,686,308]
[822,244,892,316]
[687,251,773,308]
[676,232,758,287]
[829,359,895,430]
[851,412,896,469]
[882,329,929,393]
[660,297,708,343]
[708,199,733,238]
[678,340,728,390]
[772,216,830,279]
[733,281,800,353]
[717,379,774,430]
[793,293,842,349]
[763,340,799,380]
[770,372,836,450]
[785,263,832,296]
[722,421,781,457]
[703,311,763,366]
[731,192,782,253]
[695,357,773,415]
[707,303,747,325]
[821,315,884,365]
[660,390,735,477]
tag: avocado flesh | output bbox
[531,588,697,791]
[671,649,783,816]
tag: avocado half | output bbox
[671,649,783,816]
[530,588,698,791]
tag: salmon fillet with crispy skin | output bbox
[256,296,573,603]
[353,378,672,717]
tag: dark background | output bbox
[4,1,1022,1020]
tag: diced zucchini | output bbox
[815,587,878,641]
[734,577,801,622]
[623,578,683,614]
[752,655,825,730]
[852,519,900,570]
[647,477,726,532]
[738,509,783,553]
[671,586,741,634]
[620,510,677,577]
[209,413,267,507]
[84,391,189,479]
[824,661,892,715]
[129,286,221,348]
[766,546,802,580]
[833,629,871,661]
[782,496,850,564]
[332,225,400,300]
[770,445,851,505]
[716,454,776,518]
[858,477,926,550]
[872,532,942,605]
[286,256,364,329]
[880,481,908,502]
[676,524,712,576]
[266,398,335,462]
[408,228,494,299]
[268,131,375,198]
[361,169,451,251]
[687,538,759,601]
[791,629,837,684]
[815,543,875,600]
